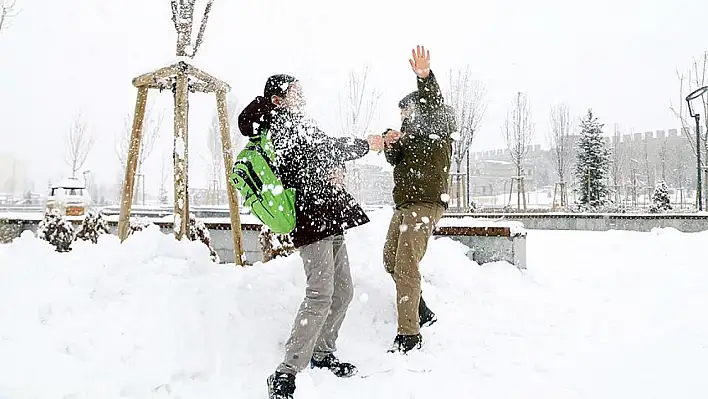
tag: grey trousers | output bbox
[276,234,354,375]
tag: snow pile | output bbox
[1,210,708,398]
[187,214,219,263]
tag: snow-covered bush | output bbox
[187,214,219,263]
[74,209,110,244]
[259,225,295,262]
[650,180,672,213]
[127,216,154,236]
[36,208,74,252]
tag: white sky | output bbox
[1,0,708,190]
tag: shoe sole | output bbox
[420,316,437,328]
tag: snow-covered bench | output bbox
[434,218,527,270]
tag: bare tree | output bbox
[502,92,534,210]
[65,114,94,178]
[609,124,627,203]
[338,65,381,138]
[669,50,708,206]
[205,96,241,205]
[658,137,668,182]
[548,103,573,207]
[115,102,164,204]
[445,66,487,209]
[0,0,18,35]
[159,151,170,204]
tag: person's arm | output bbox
[416,70,445,116]
[383,129,403,165]
[408,46,454,137]
[331,136,370,162]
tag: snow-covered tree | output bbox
[574,109,611,209]
[127,216,154,236]
[650,180,672,213]
[259,225,295,262]
[187,214,220,263]
[37,209,74,252]
[74,209,110,244]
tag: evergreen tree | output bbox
[574,109,611,208]
[37,209,74,252]
[650,180,672,213]
[74,209,110,244]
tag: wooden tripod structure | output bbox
[116,0,244,265]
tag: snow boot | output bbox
[388,333,422,354]
[266,371,295,399]
[419,295,437,328]
[310,353,358,377]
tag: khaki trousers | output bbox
[383,203,444,335]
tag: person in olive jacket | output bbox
[238,75,383,399]
[381,46,456,354]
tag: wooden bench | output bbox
[433,220,527,270]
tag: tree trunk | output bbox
[516,165,522,210]
[173,68,190,240]
[456,159,463,210]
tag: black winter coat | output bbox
[238,97,371,248]
[385,71,455,209]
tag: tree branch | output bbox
[191,0,214,58]
[65,113,94,177]
[0,0,19,34]
[338,64,381,138]
[447,66,487,171]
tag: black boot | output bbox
[266,371,295,399]
[310,353,358,377]
[419,294,437,328]
[388,333,422,354]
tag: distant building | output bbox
[0,152,28,200]
[467,127,701,206]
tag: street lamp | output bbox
[685,86,708,211]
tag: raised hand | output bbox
[409,45,431,79]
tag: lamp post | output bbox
[685,86,708,211]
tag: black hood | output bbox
[237,96,276,137]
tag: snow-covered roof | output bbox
[51,178,85,189]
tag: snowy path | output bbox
[1,211,707,398]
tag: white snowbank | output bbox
[1,211,707,398]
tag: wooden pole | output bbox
[118,87,149,241]
[173,67,190,239]
[216,90,245,265]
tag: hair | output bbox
[398,91,419,109]
[264,74,298,100]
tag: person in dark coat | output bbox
[238,75,383,399]
[380,46,456,354]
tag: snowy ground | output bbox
[1,209,707,398]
